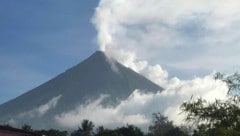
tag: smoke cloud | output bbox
[92,0,240,78]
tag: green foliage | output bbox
[148,112,187,136]
[95,125,144,136]
[182,97,240,135]
[214,72,240,94]
[95,126,118,136]
[71,119,95,136]
[116,124,144,136]
[20,123,67,136]
[181,72,240,135]
[71,130,81,136]
[164,127,187,136]
[148,112,174,136]
[21,124,33,132]
[35,129,68,136]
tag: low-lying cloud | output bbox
[55,75,228,129]
[19,95,62,119]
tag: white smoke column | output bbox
[93,0,240,51]
[92,0,240,85]
[92,0,169,87]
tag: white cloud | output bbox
[141,65,168,87]
[55,74,228,129]
[19,95,62,118]
[92,0,240,78]
[55,94,150,129]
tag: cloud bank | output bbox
[6,95,62,127]
[55,75,228,129]
[19,95,62,119]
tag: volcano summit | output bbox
[0,51,162,129]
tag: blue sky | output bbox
[0,0,99,104]
[1,0,240,104]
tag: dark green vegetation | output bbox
[148,113,187,136]
[181,72,240,136]
[1,114,187,136]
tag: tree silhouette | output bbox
[148,113,174,136]
[181,73,240,135]
[148,113,187,136]
[71,119,95,136]
[116,124,144,136]
[95,125,144,136]
[35,129,68,136]
[95,126,118,136]
[21,124,33,132]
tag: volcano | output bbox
[0,51,162,129]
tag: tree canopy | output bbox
[181,73,240,135]
[148,112,187,136]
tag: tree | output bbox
[95,125,144,136]
[165,127,187,136]
[214,72,240,94]
[95,126,118,136]
[148,113,174,136]
[71,119,95,136]
[181,73,240,135]
[148,112,187,136]
[21,124,33,132]
[71,130,80,136]
[35,129,68,136]
[116,124,144,136]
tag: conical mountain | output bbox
[0,51,162,129]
